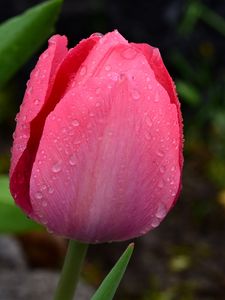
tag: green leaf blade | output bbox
[0,175,42,233]
[91,243,134,300]
[0,0,63,88]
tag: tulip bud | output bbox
[10,30,183,243]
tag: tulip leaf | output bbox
[0,0,63,88]
[91,243,134,300]
[0,175,42,233]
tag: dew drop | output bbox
[52,161,62,173]
[41,185,47,191]
[156,150,164,157]
[154,93,159,102]
[155,203,167,218]
[91,32,104,38]
[27,87,33,95]
[95,102,100,107]
[159,165,166,173]
[171,166,175,172]
[131,89,140,100]
[35,191,43,200]
[47,228,54,234]
[109,72,119,81]
[69,154,76,166]
[34,99,40,105]
[48,187,54,194]
[157,180,164,189]
[122,48,137,59]
[105,65,111,71]
[72,119,80,127]
[151,218,161,228]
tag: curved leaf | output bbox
[91,243,134,300]
[0,0,63,88]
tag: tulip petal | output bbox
[10,33,100,214]
[10,35,68,213]
[131,43,183,170]
[29,39,182,242]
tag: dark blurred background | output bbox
[0,0,225,299]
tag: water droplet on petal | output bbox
[105,65,111,71]
[69,154,76,166]
[48,187,54,194]
[122,48,137,59]
[91,32,104,38]
[156,150,164,157]
[157,180,164,189]
[131,89,140,100]
[154,93,160,102]
[159,165,166,173]
[151,218,161,228]
[155,203,167,218]
[22,115,27,122]
[72,119,80,127]
[27,87,33,95]
[109,72,119,81]
[52,161,62,173]
[41,185,47,191]
[35,191,43,200]
[34,99,40,105]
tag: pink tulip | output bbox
[10,30,183,243]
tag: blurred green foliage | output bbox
[0,175,43,232]
[173,0,225,189]
[0,0,63,88]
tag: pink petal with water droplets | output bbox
[10,34,100,215]
[29,36,182,243]
[10,35,68,214]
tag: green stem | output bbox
[54,240,89,300]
